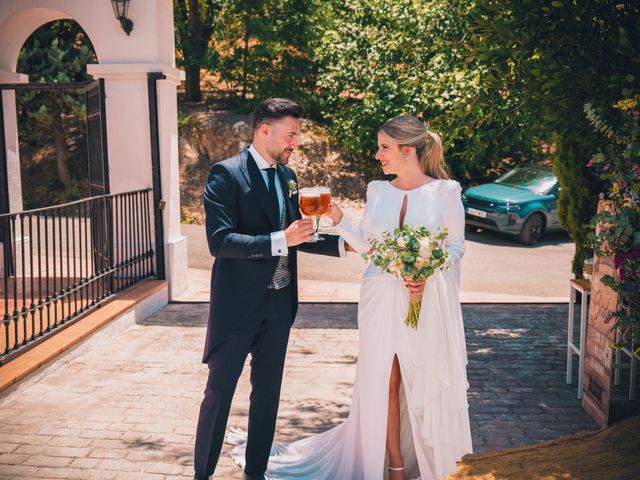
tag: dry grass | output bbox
[449,415,640,480]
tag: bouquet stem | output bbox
[405,292,422,330]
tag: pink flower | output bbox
[587,159,593,167]
[603,163,611,171]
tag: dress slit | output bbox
[391,352,422,479]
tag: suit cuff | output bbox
[338,237,347,257]
[271,231,289,256]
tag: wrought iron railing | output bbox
[0,189,155,364]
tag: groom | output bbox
[194,98,345,480]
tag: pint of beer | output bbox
[299,187,325,242]
[318,187,331,216]
[300,188,321,217]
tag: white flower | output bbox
[388,259,404,277]
[418,239,432,260]
[415,256,426,268]
[287,179,298,197]
[396,236,407,248]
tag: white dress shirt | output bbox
[249,145,289,256]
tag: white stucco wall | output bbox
[0,0,187,299]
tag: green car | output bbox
[462,166,564,245]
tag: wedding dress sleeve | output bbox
[442,180,465,264]
[334,181,383,254]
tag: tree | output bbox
[467,0,640,276]
[208,0,326,111]
[174,0,221,102]
[17,20,96,206]
[314,0,543,183]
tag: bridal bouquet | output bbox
[362,225,451,330]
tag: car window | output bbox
[495,168,557,195]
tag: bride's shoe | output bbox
[388,465,405,480]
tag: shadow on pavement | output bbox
[139,303,359,329]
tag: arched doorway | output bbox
[1,19,110,277]
[15,19,101,209]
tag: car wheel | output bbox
[465,224,480,234]
[518,213,545,245]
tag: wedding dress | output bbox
[229,179,473,480]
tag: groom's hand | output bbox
[285,219,314,246]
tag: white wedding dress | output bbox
[229,179,473,480]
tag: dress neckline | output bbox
[388,179,440,193]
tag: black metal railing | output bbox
[0,189,154,364]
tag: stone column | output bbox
[0,70,27,278]
[0,68,27,213]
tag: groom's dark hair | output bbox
[253,98,305,130]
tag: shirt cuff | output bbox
[271,230,288,256]
[338,237,347,257]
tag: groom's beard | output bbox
[267,146,294,165]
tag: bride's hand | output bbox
[405,279,426,295]
[326,202,344,226]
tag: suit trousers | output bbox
[194,284,293,477]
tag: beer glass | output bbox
[299,187,323,242]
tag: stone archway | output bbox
[0,0,187,299]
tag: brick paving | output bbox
[0,302,597,479]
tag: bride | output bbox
[229,115,472,480]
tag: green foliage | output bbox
[179,1,639,284]
[17,20,97,208]
[553,136,603,275]
[207,0,327,112]
[314,0,543,183]
[177,112,204,143]
[467,0,640,276]
[586,100,640,357]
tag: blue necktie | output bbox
[266,168,279,222]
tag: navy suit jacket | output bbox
[202,147,340,362]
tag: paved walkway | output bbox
[0,303,597,479]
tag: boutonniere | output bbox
[287,179,298,198]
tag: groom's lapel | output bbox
[240,148,279,230]
[277,165,300,223]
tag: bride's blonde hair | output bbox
[378,115,450,179]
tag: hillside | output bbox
[178,106,367,224]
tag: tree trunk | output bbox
[184,65,202,102]
[51,119,72,187]
[242,9,249,100]
[184,0,204,102]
